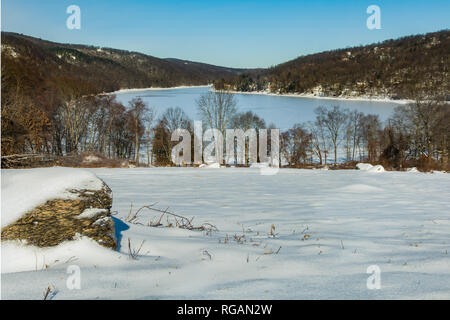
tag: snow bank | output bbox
[1,167,104,228]
[200,162,221,169]
[1,237,124,273]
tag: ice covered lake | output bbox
[115,86,402,129]
[2,167,449,299]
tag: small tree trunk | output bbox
[334,145,337,165]
[135,119,140,166]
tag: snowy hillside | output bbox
[2,167,450,299]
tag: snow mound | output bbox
[407,167,419,172]
[1,167,104,228]
[201,162,221,169]
[356,163,373,171]
[356,163,385,173]
[368,165,385,172]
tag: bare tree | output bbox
[346,110,364,161]
[280,124,312,166]
[388,96,449,168]
[361,114,381,162]
[315,106,349,165]
[307,119,328,165]
[197,91,237,164]
[56,98,90,154]
[161,107,192,132]
[146,107,156,166]
[230,111,266,131]
[230,111,266,164]
[197,90,237,135]
[156,107,192,164]
[128,98,149,165]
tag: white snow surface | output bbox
[1,167,104,228]
[2,167,450,299]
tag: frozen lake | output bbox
[115,87,402,129]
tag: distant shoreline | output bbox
[212,89,412,104]
[110,85,212,94]
[111,85,412,104]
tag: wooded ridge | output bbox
[1,31,247,97]
[214,30,449,101]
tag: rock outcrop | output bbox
[1,183,117,249]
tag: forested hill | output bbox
[1,32,246,98]
[215,30,450,100]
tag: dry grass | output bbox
[126,203,218,234]
[127,238,145,260]
[42,285,57,300]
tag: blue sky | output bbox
[2,0,449,68]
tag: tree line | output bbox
[280,101,449,171]
[150,91,449,171]
[2,87,448,171]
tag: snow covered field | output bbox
[2,167,450,299]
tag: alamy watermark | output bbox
[66,5,81,30]
[366,5,381,30]
[366,265,381,290]
[66,265,81,290]
[171,121,280,175]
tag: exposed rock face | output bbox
[1,183,116,249]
